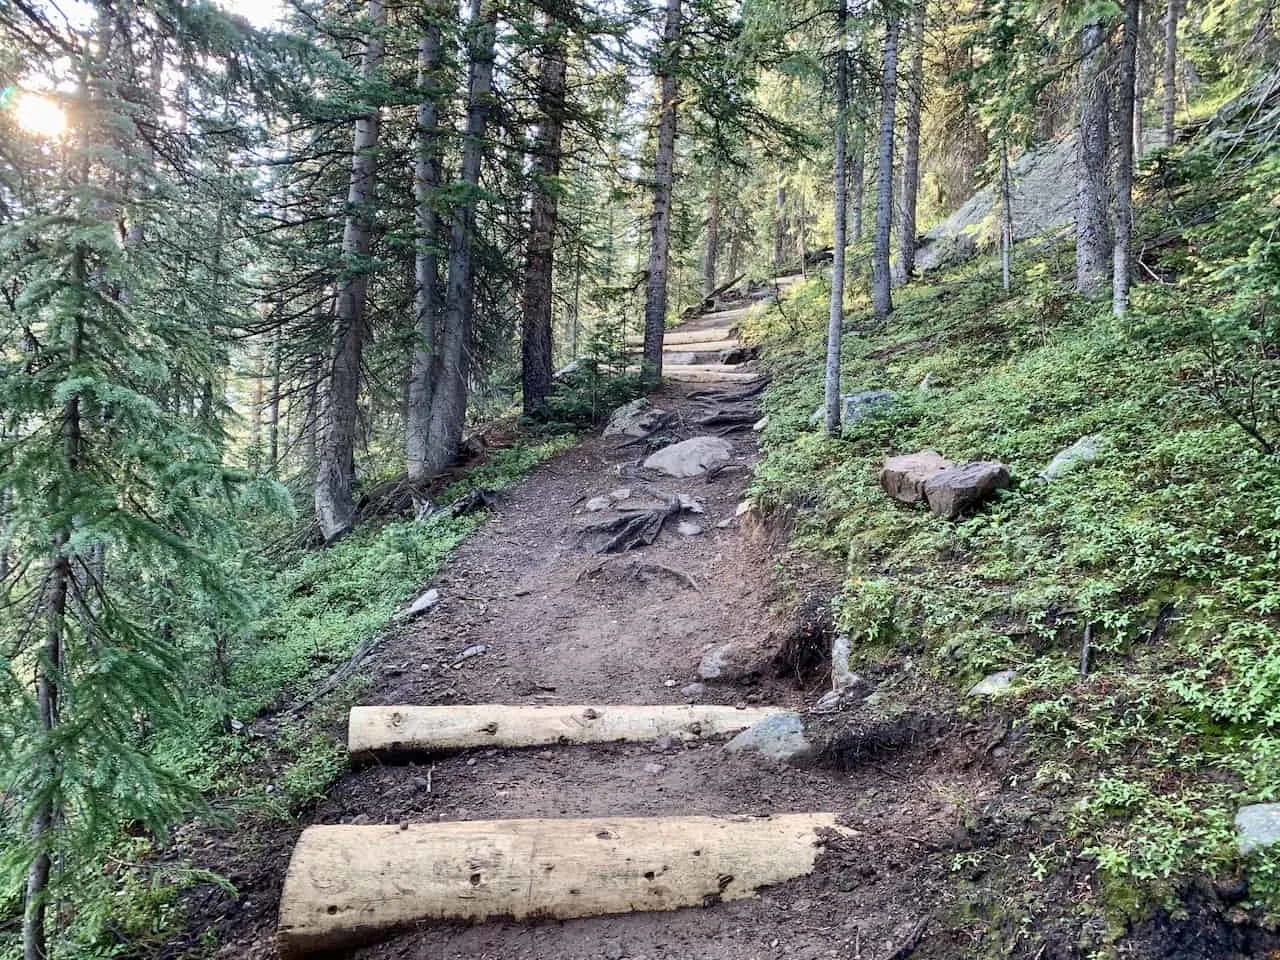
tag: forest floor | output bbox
[168,301,1030,960]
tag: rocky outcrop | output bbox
[604,398,670,438]
[880,451,953,504]
[924,461,1010,519]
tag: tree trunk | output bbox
[727,206,742,282]
[1162,0,1179,146]
[1113,0,1139,317]
[314,0,385,541]
[1000,136,1013,292]
[702,187,721,300]
[520,16,568,416]
[773,185,786,270]
[407,7,446,479]
[872,10,899,320]
[268,331,282,475]
[641,0,683,381]
[850,121,865,244]
[824,0,850,437]
[422,0,496,476]
[1075,17,1111,298]
[895,0,925,284]
[251,343,264,472]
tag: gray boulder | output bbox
[698,643,739,681]
[880,451,954,504]
[810,390,894,428]
[643,436,733,478]
[924,461,1010,519]
[1237,804,1280,855]
[1040,435,1103,481]
[724,711,814,765]
[604,398,670,438]
[967,669,1017,697]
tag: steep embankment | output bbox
[741,80,1280,957]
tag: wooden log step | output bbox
[349,703,783,759]
[277,813,845,958]
[624,326,733,347]
[662,365,761,384]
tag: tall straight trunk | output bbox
[250,343,264,472]
[825,0,850,437]
[1162,0,1179,145]
[1076,17,1111,298]
[268,332,282,474]
[641,0,682,380]
[314,0,385,541]
[24,240,84,960]
[872,11,900,319]
[407,7,446,479]
[422,0,496,476]
[1133,0,1145,156]
[895,0,925,283]
[1113,0,1140,317]
[520,17,568,416]
[1000,136,1013,292]
[850,121,866,243]
[702,187,721,299]
[727,206,743,281]
[796,191,807,275]
[773,185,786,269]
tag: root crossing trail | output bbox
[201,287,998,960]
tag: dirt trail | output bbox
[204,292,1002,960]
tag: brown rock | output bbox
[924,461,1010,519]
[880,451,954,504]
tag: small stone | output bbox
[609,487,632,501]
[399,820,409,831]
[454,643,488,664]
[537,750,554,760]
[734,500,753,517]
[585,495,612,512]
[643,762,665,775]
[405,588,441,617]
[677,494,705,514]
[465,757,477,766]
[724,711,814,765]
[651,734,676,753]
[967,669,1017,697]
[1039,435,1103,481]
[698,643,738,680]
[1237,803,1280,855]
[753,415,769,432]
[680,682,706,700]
[716,518,733,528]
[677,521,704,537]
[663,678,677,687]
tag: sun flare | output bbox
[14,92,66,139]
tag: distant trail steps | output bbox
[277,814,845,959]
[626,325,735,347]
[348,703,784,759]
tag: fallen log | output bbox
[348,703,783,758]
[277,813,846,959]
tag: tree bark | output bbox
[1113,0,1140,317]
[407,6,446,479]
[702,186,720,300]
[824,0,850,437]
[314,0,385,541]
[850,120,865,244]
[520,15,568,416]
[268,332,282,475]
[641,0,683,381]
[1000,136,1013,292]
[1162,0,1179,146]
[422,0,496,476]
[872,10,899,320]
[895,0,925,284]
[1075,17,1111,298]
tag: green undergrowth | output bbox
[0,435,574,960]
[745,136,1280,948]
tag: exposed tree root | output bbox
[577,497,682,553]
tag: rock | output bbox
[609,487,632,502]
[453,643,488,666]
[830,634,856,691]
[753,415,769,432]
[643,436,733,478]
[967,669,1017,697]
[585,496,612,512]
[880,451,954,504]
[553,359,583,379]
[650,734,676,753]
[680,682,706,700]
[1237,804,1280,855]
[810,390,893,428]
[643,762,666,775]
[720,344,758,365]
[604,398,670,438]
[734,500,754,517]
[924,461,1010,519]
[698,644,737,680]
[1039,435,1103,481]
[715,518,733,528]
[405,588,440,617]
[724,712,814,765]
[677,521,704,537]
